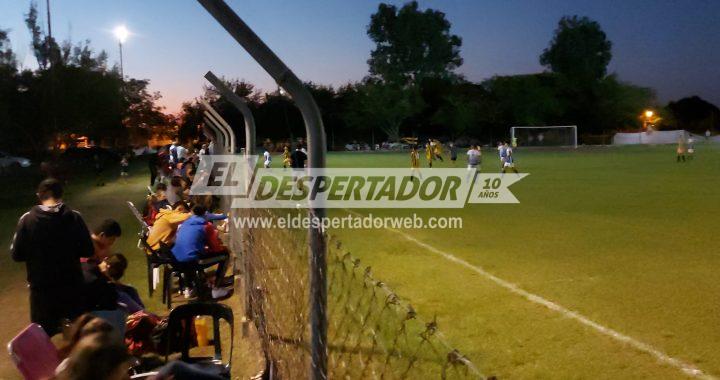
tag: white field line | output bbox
[344,210,715,380]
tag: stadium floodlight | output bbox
[113,25,129,79]
[510,125,578,148]
[113,25,129,43]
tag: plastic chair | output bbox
[7,323,60,380]
[138,234,174,300]
[165,303,234,378]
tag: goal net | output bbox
[511,126,577,148]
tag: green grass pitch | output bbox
[326,144,720,379]
[0,145,717,379]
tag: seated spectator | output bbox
[54,332,133,380]
[58,314,115,359]
[152,183,170,210]
[90,219,122,262]
[171,205,231,299]
[82,259,119,313]
[166,176,184,205]
[100,254,145,314]
[146,201,191,250]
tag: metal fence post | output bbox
[204,71,257,323]
[197,1,328,378]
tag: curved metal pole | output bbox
[201,99,236,154]
[203,111,231,153]
[205,71,256,156]
[203,116,226,153]
[197,1,328,379]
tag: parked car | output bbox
[0,151,31,172]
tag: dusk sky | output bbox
[1,0,718,114]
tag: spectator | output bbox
[100,254,145,314]
[58,314,115,359]
[146,201,191,250]
[81,258,119,313]
[171,205,231,299]
[148,148,159,186]
[176,143,188,162]
[54,332,133,380]
[91,219,122,262]
[11,179,94,336]
[93,154,105,187]
[169,142,178,165]
[120,155,129,179]
[153,183,170,210]
[166,176,184,205]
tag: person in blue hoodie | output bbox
[171,205,231,299]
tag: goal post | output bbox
[511,126,578,148]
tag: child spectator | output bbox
[171,205,231,299]
[100,254,145,314]
[90,219,122,262]
[54,332,133,380]
[146,201,191,250]
[120,155,129,178]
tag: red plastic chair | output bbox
[7,323,60,380]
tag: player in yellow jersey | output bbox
[425,142,434,168]
[432,139,444,161]
[410,145,421,178]
[282,145,291,169]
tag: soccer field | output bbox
[326,145,720,379]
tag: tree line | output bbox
[179,2,718,149]
[2,2,718,156]
[0,2,168,156]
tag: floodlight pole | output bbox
[197,1,328,379]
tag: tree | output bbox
[25,2,61,69]
[540,16,612,82]
[367,1,462,85]
[667,96,720,133]
[345,79,422,142]
[594,75,655,131]
[485,74,564,127]
[0,29,17,69]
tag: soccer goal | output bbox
[511,126,578,148]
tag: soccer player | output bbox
[282,145,291,169]
[449,142,458,166]
[263,149,272,168]
[498,142,507,170]
[466,145,481,181]
[433,139,444,161]
[687,136,695,160]
[676,137,686,162]
[502,142,519,174]
[425,142,434,168]
[410,145,421,178]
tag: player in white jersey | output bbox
[263,149,272,168]
[501,142,519,174]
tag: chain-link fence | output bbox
[236,209,483,379]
